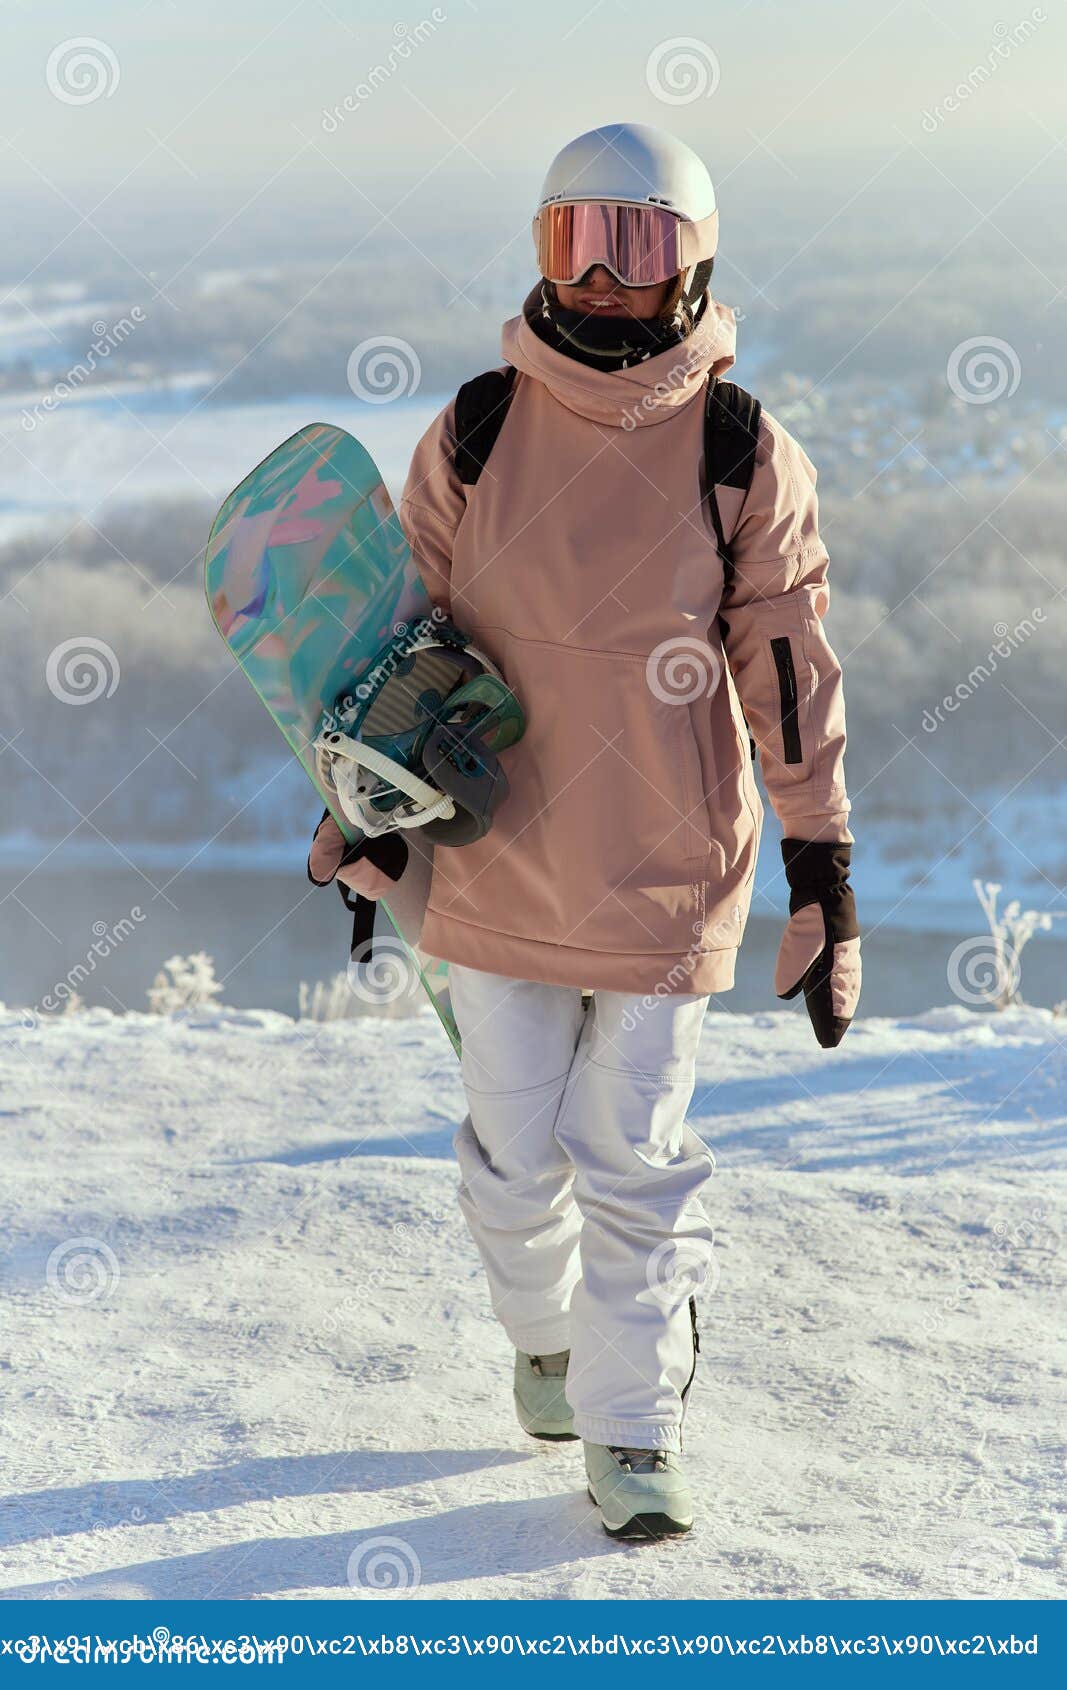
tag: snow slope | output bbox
[0,1003,1063,1602]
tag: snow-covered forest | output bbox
[2,187,1065,911]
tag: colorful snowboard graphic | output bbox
[205,423,460,1053]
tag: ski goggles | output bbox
[533,200,717,288]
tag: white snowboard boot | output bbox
[584,1443,693,1539]
[513,1350,576,1441]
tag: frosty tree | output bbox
[147,953,223,1014]
[969,880,1063,1009]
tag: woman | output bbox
[318,122,860,1539]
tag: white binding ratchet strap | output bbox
[411,632,503,680]
[314,730,456,834]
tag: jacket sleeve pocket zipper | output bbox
[770,636,803,765]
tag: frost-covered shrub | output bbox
[971,881,1064,1009]
[297,971,418,1022]
[298,974,359,1023]
[147,952,222,1014]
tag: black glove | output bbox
[774,839,861,1048]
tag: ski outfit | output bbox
[448,963,711,1450]
[328,124,858,1463]
[375,290,854,1451]
[398,299,852,990]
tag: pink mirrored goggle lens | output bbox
[537,202,682,287]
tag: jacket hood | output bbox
[501,294,738,429]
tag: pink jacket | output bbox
[390,299,851,996]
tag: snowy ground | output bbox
[0,1001,1063,1602]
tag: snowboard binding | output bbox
[313,620,525,847]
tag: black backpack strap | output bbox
[706,376,763,763]
[452,365,518,485]
[703,376,763,575]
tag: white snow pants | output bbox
[449,964,714,1451]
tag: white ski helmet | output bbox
[533,122,718,302]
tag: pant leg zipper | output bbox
[679,1295,700,1450]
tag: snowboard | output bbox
[204,422,460,1054]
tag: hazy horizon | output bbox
[7,0,1064,191]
